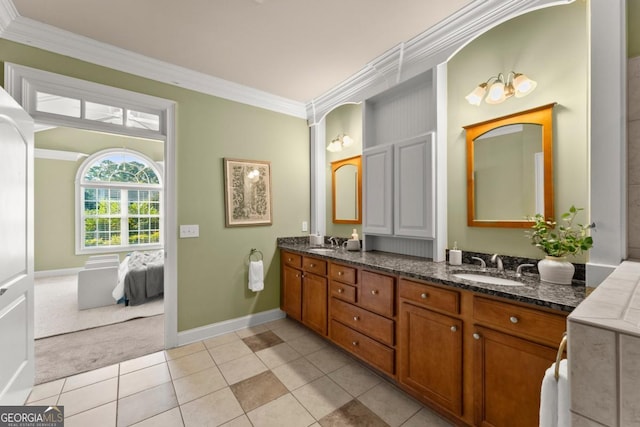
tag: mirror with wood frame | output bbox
[464,103,556,228]
[331,155,362,224]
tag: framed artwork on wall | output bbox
[223,158,272,227]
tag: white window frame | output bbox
[76,149,164,254]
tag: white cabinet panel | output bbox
[363,145,393,235]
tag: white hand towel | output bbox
[539,363,558,427]
[557,359,570,427]
[249,260,264,292]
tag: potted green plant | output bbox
[527,206,593,284]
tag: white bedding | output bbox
[112,250,164,302]
[112,254,131,301]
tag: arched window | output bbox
[76,149,163,253]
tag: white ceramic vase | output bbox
[538,256,575,285]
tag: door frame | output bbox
[4,63,178,348]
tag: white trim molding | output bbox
[34,148,88,162]
[177,309,286,347]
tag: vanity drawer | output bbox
[282,251,302,269]
[330,281,356,303]
[303,256,327,276]
[360,270,395,318]
[331,320,395,375]
[330,263,357,284]
[331,298,394,346]
[399,278,460,315]
[474,296,566,346]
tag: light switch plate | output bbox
[180,224,199,238]
[302,221,308,232]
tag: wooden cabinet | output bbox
[302,271,327,335]
[472,297,567,427]
[398,279,463,416]
[282,265,302,321]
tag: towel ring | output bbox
[249,248,263,261]
[554,332,568,381]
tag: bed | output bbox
[112,250,164,306]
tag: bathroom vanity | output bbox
[279,240,584,427]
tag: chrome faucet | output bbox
[516,263,535,278]
[471,256,486,269]
[491,254,504,271]
[328,236,338,247]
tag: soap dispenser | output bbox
[346,229,360,251]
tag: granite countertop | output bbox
[278,241,585,313]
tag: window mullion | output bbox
[121,188,128,247]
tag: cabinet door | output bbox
[394,134,434,238]
[363,144,393,235]
[399,302,462,415]
[473,326,557,427]
[282,265,302,321]
[302,272,328,335]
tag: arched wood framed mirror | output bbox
[331,155,362,224]
[464,103,556,228]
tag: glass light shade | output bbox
[513,73,537,97]
[341,135,354,147]
[465,83,487,106]
[485,80,506,104]
[326,140,342,152]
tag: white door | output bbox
[0,87,34,404]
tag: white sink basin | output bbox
[307,248,336,254]
[453,273,524,287]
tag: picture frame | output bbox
[223,158,272,227]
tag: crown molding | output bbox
[0,1,307,119]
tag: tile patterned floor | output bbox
[26,317,454,427]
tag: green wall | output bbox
[447,1,588,260]
[34,128,162,270]
[0,39,310,332]
[324,103,363,238]
[630,0,640,57]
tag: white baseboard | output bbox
[176,308,286,347]
[35,267,83,278]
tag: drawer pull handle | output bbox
[420,293,428,299]
[473,333,481,340]
[371,290,379,295]
[337,288,344,293]
[450,326,457,332]
[509,316,519,324]
[352,341,359,346]
[338,271,343,276]
[353,316,359,321]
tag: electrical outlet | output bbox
[179,224,199,238]
[302,221,308,232]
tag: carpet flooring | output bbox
[35,274,164,339]
[35,314,164,384]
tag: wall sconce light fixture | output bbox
[465,71,537,106]
[326,134,354,152]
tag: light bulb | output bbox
[485,80,506,104]
[341,135,353,147]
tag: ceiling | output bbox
[11,0,473,103]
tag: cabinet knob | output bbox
[420,293,428,299]
[371,289,379,295]
[353,316,359,321]
[288,258,292,262]
[473,333,481,340]
[295,274,299,278]
[450,326,457,332]
[352,341,359,346]
[337,288,344,293]
[309,263,315,268]
[509,316,519,324]
[338,271,343,276]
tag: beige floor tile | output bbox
[165,341,206,360]
[120,351,166,375]
[117,382,178,427]
[318,399,388,427]
[306,346,352,374]
[130,407,185,427]
[180,387,243,427]
[255,342,301,369]
[287,332,328,355]
[64,401,117,427]
[271,322,309,342]
[27,378,65,403]
[358,382,422,427]
[173,366,227,404]
[246,393,315,427]
[328,362,382,397]
[271,357,324,391]
[292,376,353,420]
[235,324,269,338]
[401,407,454,427]
[230,370,288,412]
[167,350,215,380]
[262,317,294,330]
[203,332,241,349]
[26,395,60,406]
[119,362,172,398]
[57,377,118,417]
[220,415,252,427]
[208,339,253,365]
[63,364,119,392]
[218,353,268,385]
